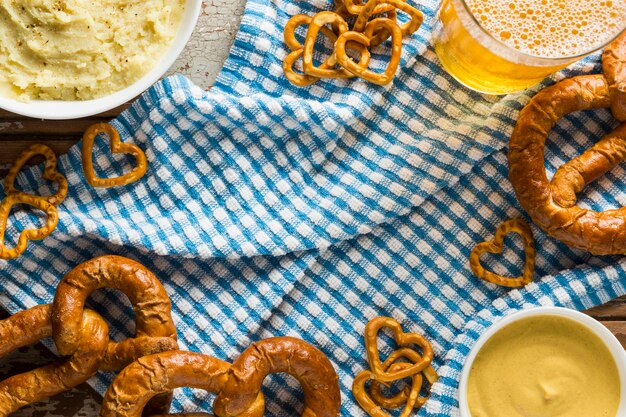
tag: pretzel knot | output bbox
[213,337,341,417]
[0,304,108,416]
[509,32,626,255]
[52,255,178,371]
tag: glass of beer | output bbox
[432,0,626,95]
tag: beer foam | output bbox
[465,0,626,57]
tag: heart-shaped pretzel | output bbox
[82,123,147,188]
[469,219,536,288]
[365,317,433,383]
[353,367,421,417]
[302,12,369,79]
[0,193,58,260]
[335,18,403,86]
[283,13,371,86]
[368,348,438,410]
[340,0,397,16]
[353,0,423,38]
[3,144,68,207]
[0,304,108,416]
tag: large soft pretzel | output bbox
[213,337,341,417]
[509,33,626,255]
[0,304,108,416]
[99,351,264,417]
[52,255,178,371]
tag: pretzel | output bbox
[364,317,433,383]
[3,144,68,207]
[52,255,178,371]
[0,193,58,260]
[99,351,264,417]
[283,13,371,87]
[340,0,396,16]
[353,0,423,38]
[603,33,626,121]
[283,0,423,86]
[469,219,536,288]
[368,348,437,409]
[335,18,403,86]
[0,304,108,416]
[508,32,626,254]
[213,336,341,417]
[82,123,147,188]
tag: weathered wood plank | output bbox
[586,295,626,320]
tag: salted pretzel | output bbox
[213,337,341,417]
[469,219,536,288]
[0,304,108,416]
[0,193,58,260]
[52,255,178,371]
[82,123,147,188]
[99,351,264,417]
[3,144,68,207]
[509,32,626,255]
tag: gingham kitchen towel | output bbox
[1,0,625,415]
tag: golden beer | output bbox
[433,0,626,94]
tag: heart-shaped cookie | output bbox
[365,317,433,383]
[0,194,58,260]
[469,219,536,288]
[335,19,403,85]
[3,144,68,207]
[81,123,147,188]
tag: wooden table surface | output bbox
[0,0,625,414]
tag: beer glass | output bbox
[432,0,626,95]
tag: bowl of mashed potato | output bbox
[458,307,626,417]
[0,0,202,120]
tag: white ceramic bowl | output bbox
[0,0,203,120]
[458,306,626,417]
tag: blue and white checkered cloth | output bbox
[1,0,626,415]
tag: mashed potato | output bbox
[0,0,185,101]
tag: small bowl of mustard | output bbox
[459,306,626,417]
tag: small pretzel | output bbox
[52,255,178,371]
[340,0,397,16]
[82,123,147,188]
[0,193,58,260]
[603,32,626,121]
[283,14,371,86]
[509,33,626,255]
[213,337,341,417]
[99,351,264,417]
[0,305,108,416]
[364,317,433,383]
[3,144,68,207]
[335,19,403,85]
[353,0,423,38]
[368,348,437,410]
[302,12,363,79]
[469,219,536,288]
